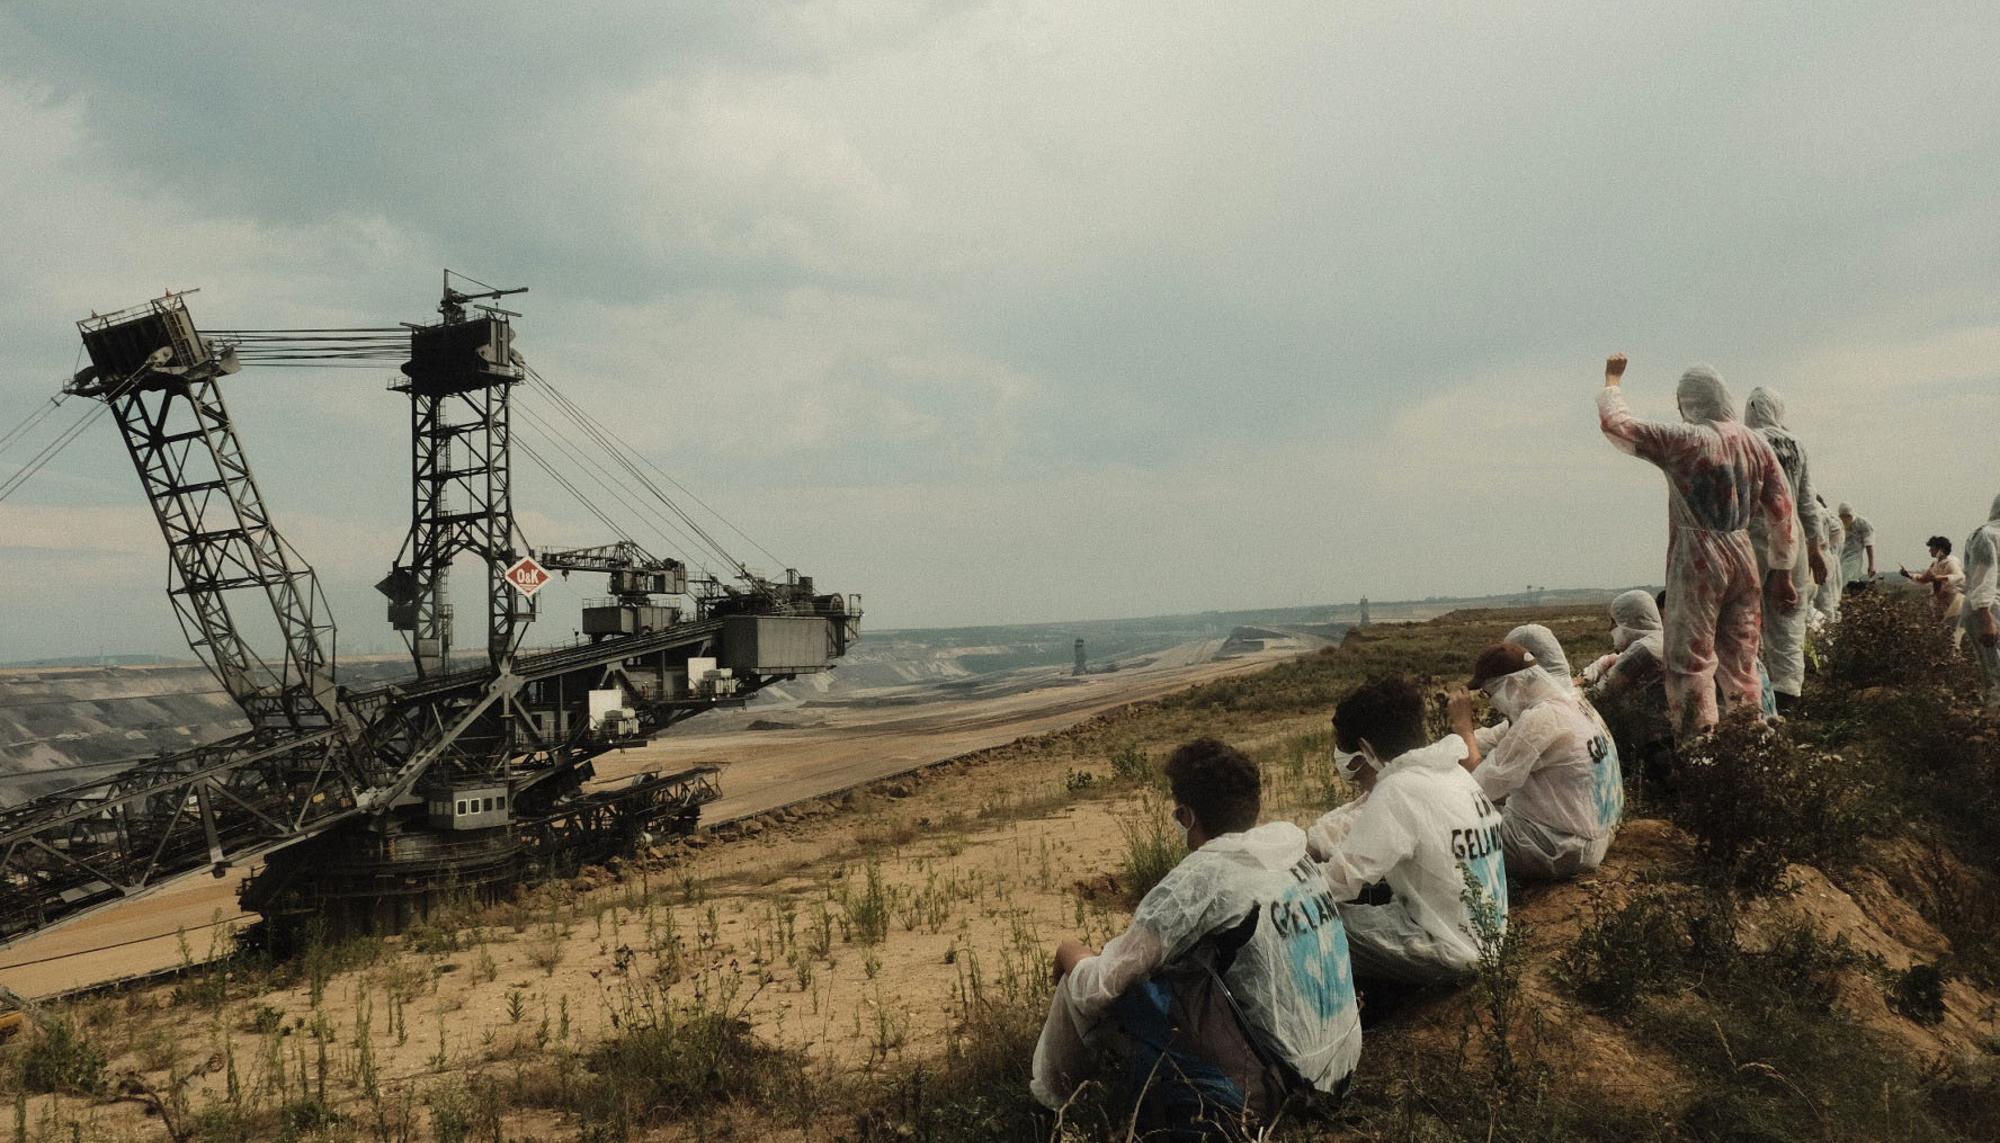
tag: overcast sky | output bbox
[3,2,1998,662]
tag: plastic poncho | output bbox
[1961,494,2000,712]
[1839,504,1874,584]
[1743,387,1821,697]
[1312,736,1507,976]
[1913,554,1965,623]
[1817,507,1846,621]
[1031,821,1360,1108]
[1599,367,1796,739]
[1505,624,1574,694]
[1471,666,1623,848]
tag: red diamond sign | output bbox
[504,556,551,598]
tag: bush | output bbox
[1117,797,1182,907]
[1825,590,1964,693]
[1671,711,1866,896]
[16,1018,106,1095]
[1555,888,1701,1015]
[573,1006,809,1140]
[1892,963,1949,1026]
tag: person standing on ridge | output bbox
[1743,387,1828,715]
[1816,495,1846,622]
[1900,536,1966,643]
[1961,498,2000,712]
[1838,502,1876,587]
[1597,355,1799,739]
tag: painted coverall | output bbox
[1961,494,2000,714]
[1742,388,1822,699]
[1816,508,1846,622]
[1599,368,1796,740]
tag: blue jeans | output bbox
[1112,980,1250,1141]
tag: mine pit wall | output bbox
[0,665,248,807]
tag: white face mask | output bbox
[1334,740,1379,780]
[1174,806,1195,849]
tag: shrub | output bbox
[1671,711,1866,896]
[1892,963,1948,1026]
[1117,797,1182,907]
[574,1006,808,1140]
[1555,888,1700,1014]
[1107,743,1150,783]
[1824,590,1963,693]
[17,1018,106,1095]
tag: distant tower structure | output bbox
[1073,638,1087,676]
[1357,597,1371,627]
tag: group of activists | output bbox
[1025,355,2000,1140]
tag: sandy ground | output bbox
[0,644,1290,1001]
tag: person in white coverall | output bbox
[1583,590,1666,698]
[1816,497,1846,623]
[1506,624,1574,695]
[1034,738,1359,1136]
[1454,644,1624,880]
[1308,677,1508,986]
[1742,388,1828,713]
[1961,495,2000,714]
[1838,503,1876,587]
[1597,354,1798,740]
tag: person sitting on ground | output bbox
[1452,643,1623,881]
[1032,738,1360,1136]
[1308,677,1507,986]
[1582,590,1666,698]
[1506,623,1575,695]
[1901,536,1966,644]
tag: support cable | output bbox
[0,391,70,459]
[514,398,705,571]
[523,367,779,577]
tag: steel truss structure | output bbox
[0,281,859,950]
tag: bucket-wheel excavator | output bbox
[0,277,859,946]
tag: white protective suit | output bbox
[1599,369,1796,739]
[1817,506,1846,621]
[1961,494,2000,715]
[1031,821,1360,1109]
[1311,736,1507,984]
[1742,388,1822,698]
[1506,624,1575,694]
[1472,665,1624,880]
[1839,504,1875,585]
[1584,590,1666,696]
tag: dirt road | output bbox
[0,645,1291,999]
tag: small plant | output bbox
[1061,767,1096,793]
[846,860,893,946]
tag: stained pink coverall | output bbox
[1598,368,1796,740]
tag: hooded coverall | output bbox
[1961,494,2000,714]
[1470,666,1624,880]
[1817,510,1846,622]
[1599,368,1797,740]
[1743,388,1822,699]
